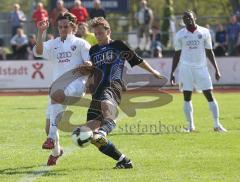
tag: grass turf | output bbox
[0,92,240,182]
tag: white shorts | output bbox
[46,78,87,119]
[178,64,213,91]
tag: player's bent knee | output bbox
[86,120,101,132]
[203,89,214,102]
[101,101,117,120]
[50,89,66,104]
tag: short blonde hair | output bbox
[89,17,110,30]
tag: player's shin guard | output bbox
[98,118,116,136]
[48,104,66,140]
[208,100,220,127]
[99,141,129,162]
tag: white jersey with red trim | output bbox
[175,25,212,68]
[34,34,90,81]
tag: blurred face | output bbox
[17,28,23,35]
[183,12,196,28]
[94,1,100,9]
[92,25,111,45]
[37,3,43,9]
[14,4,20,11]
[217,24,223,31]
[75,1,81,7]
[140,1,147,8]
[78,25,87,36]
[29,37,36,44]
[58,19,73,39]
[57,1,64,9]
[230,16,237,24]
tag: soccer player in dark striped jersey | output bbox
[80,17,163,169]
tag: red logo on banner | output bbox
[32,63,44,79]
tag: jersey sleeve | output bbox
[174,32,182,51]
[204,30,213,49]
[79,39,91,62]
[117,40,143,67]
[33,39,53,60]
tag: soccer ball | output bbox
[71,126,93,148]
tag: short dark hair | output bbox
[57,12,78,33]
[57,12,77,25]
[183,10,196,19]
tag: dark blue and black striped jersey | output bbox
[89,40,143,94]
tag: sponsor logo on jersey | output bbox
[58,59,70,63]
[92,50,117,66]
[71,45,76,51]
[186,40,200,49]
[57,51,72,63]
[57,51,72,60]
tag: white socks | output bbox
[208,100,220,128]
[52,130,61,156]
[48,104,65,140]
[184,100,220,129]
[183,101,195,129]
[118,154,126,162]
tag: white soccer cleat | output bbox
[214,125,227,132]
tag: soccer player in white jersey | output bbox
[170,10,227,132]
[34,12,92,165]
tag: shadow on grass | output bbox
[0,165,66,176]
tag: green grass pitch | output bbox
[0,92,240,182]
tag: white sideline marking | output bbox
[19,147,77,182]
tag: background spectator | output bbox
[205,24,215,47]
[89,0,106,19]
[0,38,6,60]
[214,24,227,56]
[135,0,154,50]
[150,26,163,58]
[70,0,88,24]
[27,34,38,60]
[76,22,98,45]
[226,15,240,56]
[32,2,48,25]
[10,27,28,60]
[47,33,54,40]
[9,3,26,36]
[50,0,68,36]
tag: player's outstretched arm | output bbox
[170,50,181,85]
[35,20,49,55]
[138,60,163,79]
[206,49,221,81]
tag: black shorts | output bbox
[87,81,123,122]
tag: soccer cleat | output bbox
[182,127,196,133]
[47,149,63,166]
[91,133,108,147]
[214,125,227,132]
[114,159,133,169]
[42,138,55,149]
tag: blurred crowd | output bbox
[1,0,240,60]
[0,0,105,60]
